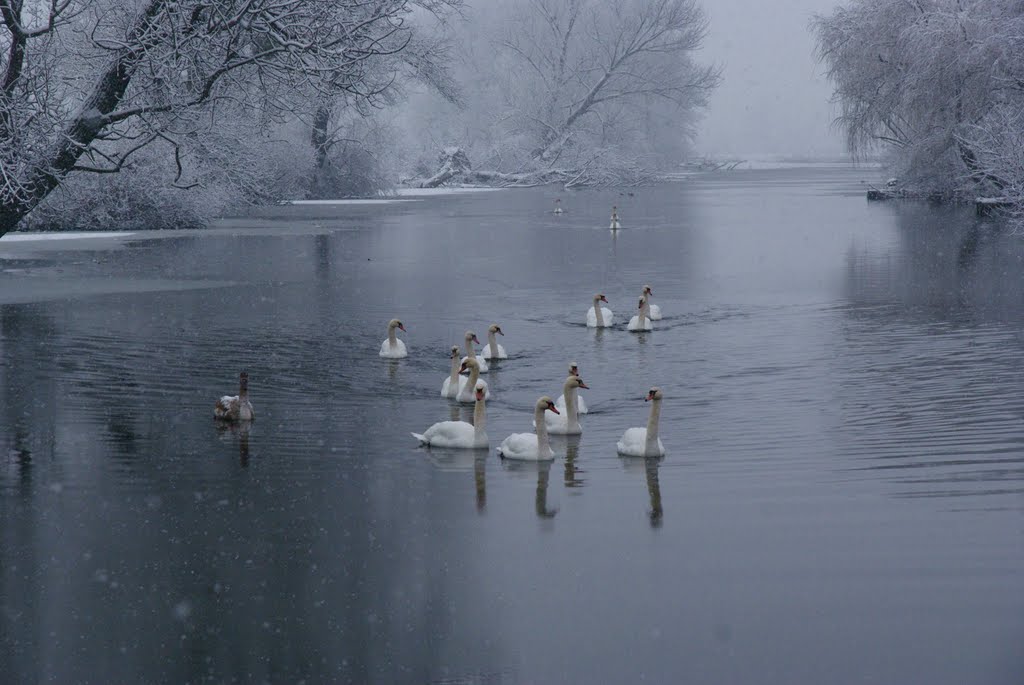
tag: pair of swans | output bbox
[627,285,662,331]
[457,325,508,374]
[442,356,490,403]
[214,372,255,421]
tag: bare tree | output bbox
[499,0,719,166]
[0,0,451,236]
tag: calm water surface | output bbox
[2,167,1023,684]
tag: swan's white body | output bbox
[440,346,462,398]
[627,300,653,331]
[379,319,408,358]
[553,199,564,214]
[617,388,666,457]
[414,383,488,449]
[480,325,508,360]
[586,294,613,328]
[556,363,588,414]
[460,330,489,373]
[457,358,490,403]
[498,397,560,461]
[544,377,588,434]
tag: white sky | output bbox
[695,0,845,158]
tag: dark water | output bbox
[2,167,1023,684]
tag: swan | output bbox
[586,293,614,328]
[440,345,463,398]
[641,285,662,320]
[610,205,621,230]
[214,372,254,421]
[480,324,508,360]
[617,387,666,457]
[457,357,490,403]
[543,376,589,434]
[553,198,563,214]
[460,330,489,373]
[413,381,489,449]
[627,296,653,331]
[379,319,408,358]
[556,362,589,414]
[497,396,560,461]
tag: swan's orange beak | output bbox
[459,362,469,373]
[496,328,504,336]
[398,323,406,332]
[577,380,589,389]
[547,403,560,414]
[645,391,655,401]
[472,334,480,344]
[600,295,608,303]
[476,388,485,400]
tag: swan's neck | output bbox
[534,406,551,454]
[643,295,652,317]
[564,383,579,430]
[448,355,459,390]
[488,330,497,352]
[646,398,662,448]
[388,326,397,346]
[468,365,480,392]
[473,397,486,433]
[238,378,249,400]
[465,338,476,360]
[594,300,604,326]
[638,308,647,326]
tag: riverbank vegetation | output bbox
[0,0,719,235]
[813,0,1024,220]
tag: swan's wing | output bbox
[602,307,614,325]
[616,427,648,456]
[497,432,539,459]
[576,395,588,414]
[214,395,238,419]
[649,304,662,319]
[420,421,476,447]
[586,307,597,326]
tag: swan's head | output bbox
[594,293,608,303]
[612,205,618,212]
[459,357,480,374]
[465,330,480,344]
[474,381,486,401]
[643,285,653,296]
[569,362,579,376]
[645,387,663,402]
[564,375,589,391]
[555,198,561,204]
[488,323,504,336]
[537,396,560,415]
[388,318,406,332]
[449,345,460,359]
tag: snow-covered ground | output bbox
[286,198,419,205]
[393,187,504,196]
[0,231,135,242]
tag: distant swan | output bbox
[627,297,652,331]
[379,319,408,358]
[544,376,589,435]
[480,324,508,360]
[414,381,489,449]
[556,362,589,414]
[610,205,621,230]
[617,387,666,457]
[497,396,560,460]
[457,358,490,403]
[586,293,614,328]
[460,330,489,373]
[553,198,563,214]
[440,345,463,398]
[214,372,254,421]
[641,285,662,320]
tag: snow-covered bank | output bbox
[0,231,136,242]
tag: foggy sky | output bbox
[696,0,845,158]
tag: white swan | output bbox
[641,285,662,320]
[544,376,589,434]
[379,319,408,358]
[457,357,490,403]
[627,297,653,331]
[553,198,563,214]
[610,205,621,230]
[497,396,560,461]
[480,324,508,360]
[440,345,463,398]
[214,372,254,421]
[586,293,614,328]
[413,381,489,449]
[556,362,589,414]
[460,330,489,373]
[617,387,666,457]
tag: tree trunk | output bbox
[0,0,166,237]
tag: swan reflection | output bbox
[620,454,665,527]
[501,459,558,519]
